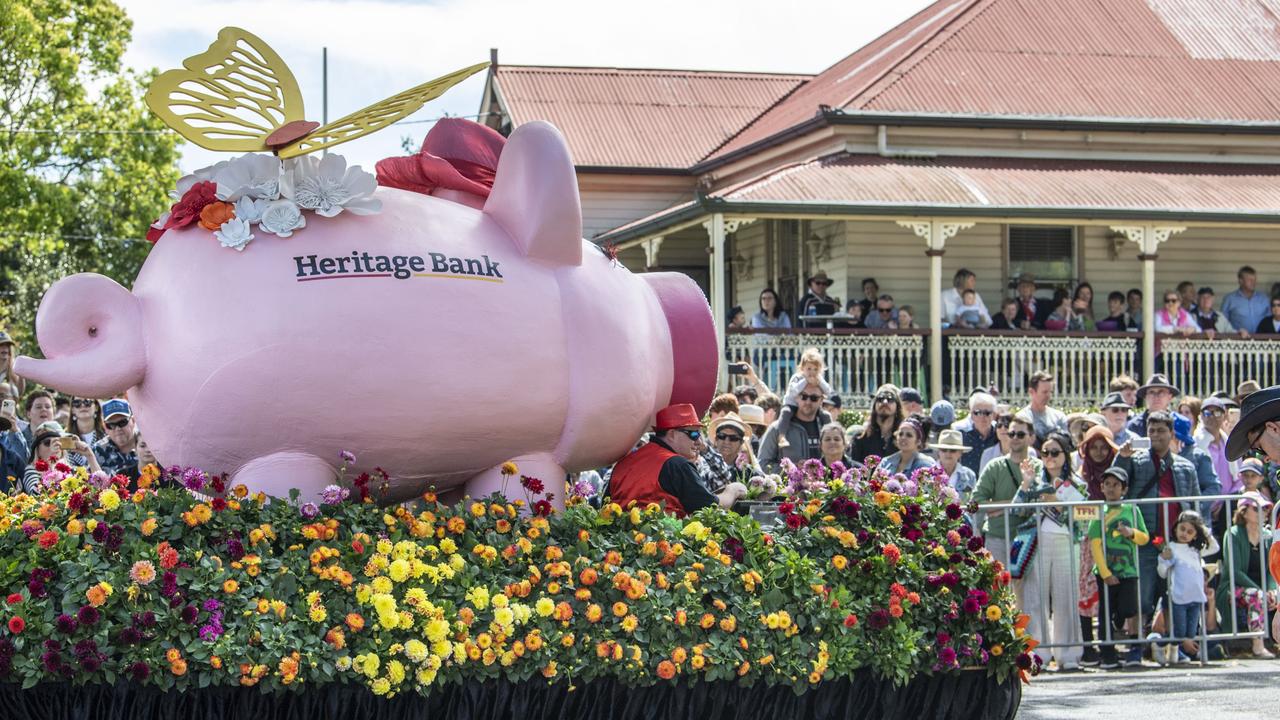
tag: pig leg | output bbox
[466,453,567,510]
[231,452,337,501]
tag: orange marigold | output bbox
[345,613,365,632]
[656,660,677,680]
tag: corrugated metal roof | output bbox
[722,154,1280,210]
[598,154,1280,241]
[708,0,1280,161]
[493,66,808,168]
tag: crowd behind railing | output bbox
[6,312,1280,674]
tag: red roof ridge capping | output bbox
[700,0,984,162]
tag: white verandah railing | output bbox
[1160,335,1280,400]
[945,330,1141,408]
[725,329,927,408]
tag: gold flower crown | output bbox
[145,26,486,158]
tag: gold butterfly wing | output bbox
[146,27,304,152]
[276,62,489,158]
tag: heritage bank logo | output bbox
[293,251,504,283]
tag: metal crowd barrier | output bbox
[976,493,1273,667]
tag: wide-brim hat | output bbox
[0,330,13,346]
[709,413,751,439]
[1227,385,1280,460]
[932,428,971,451]
[1239,490,1273,510]
[1236,380,1263,406]
[806,271,834,287]
[653,403,702,433]
[1137,373,1180,401]
[375,118,505,199]
[1082,425,1118,452]
[737,404,766,427]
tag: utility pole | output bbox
[321,47,328,156]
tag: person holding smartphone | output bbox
[21,421,101,494]
[0,383,29,491]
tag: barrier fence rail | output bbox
[975,493,1274,667]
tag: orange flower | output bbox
[198,201,235,231]
[345,613,365,632]
[889,604,903,618]
[170,658,188,676]
[140,518,158,536]
[612,601,629,618]
[166,648,182,663]
[671,646,688,664]
[85,585,109,607]
[656,660,676,680]
[719,615,737,633]
[586,604,603,623]
[579,568,598,586]
[222,579,239,594]
[737,660,751,676]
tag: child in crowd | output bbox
[775,348,834,449]
[955,289,989,329]
[1088,466,1149,669]
[896,305,919,329]
[1156,510,1218,664]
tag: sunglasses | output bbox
[875,396,896,405]
[105,418,131,430]
[971,409,993,416]
[877,307,893,314]
[1164,298,1179,304]
[1202,408,1224,417]
[1041,449,1064,458]
[799,393,823,402]
[1248,425,1268,451]
[71,399,95,408]
[39,438,59,448]
[715,432,743,442]
[1007,430,1029,439]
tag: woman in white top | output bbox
[942,269,992,327]
[750,288,791,329]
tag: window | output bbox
[1007,226,1076,287]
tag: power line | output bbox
[0,112,498,137]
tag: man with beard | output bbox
[758,381,831,472]
[852,386,902,464]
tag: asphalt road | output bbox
[1019,658,1280,719]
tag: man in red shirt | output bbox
[608,404,720,517]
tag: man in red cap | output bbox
[608,403,718,517]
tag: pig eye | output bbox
[88,326,98,337]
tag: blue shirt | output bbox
[953,418,1000,478]
[1221,289,1270,332]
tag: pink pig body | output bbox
[16,122,717,502]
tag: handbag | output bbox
[1008,521,1039,579]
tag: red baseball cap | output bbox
[653,404,701,432]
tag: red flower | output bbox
[785,513,807,530]
[520,475,545,494]
[882,544,902,564]
[34,460,48,473]
[351,539,365,554]
[843,613,858,628]
[37,531,59,549]
[1151,536,1164,547]
[5,594,22,605]
[532,500,553,517]
[778,502,794,515]
[7,617,24,634]
[147,181,218,243]
[211,497,227,512]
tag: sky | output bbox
[117,0,934,173]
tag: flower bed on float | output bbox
[0,456,1034,719]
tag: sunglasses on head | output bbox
[105,418,130,430]
[71,399,95,408]
[799,392,823,402]
[1007,430,1029,439]
[715,432,743,442]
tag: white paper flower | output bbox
[281,153,381,218]
[214,217,255,252]
[171,160,228,200]
[259,199,307,237]
[215,153,282,201]
[234,196,267,224]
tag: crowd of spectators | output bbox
[740,265,1280,337]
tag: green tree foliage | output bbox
[0,0,179,352]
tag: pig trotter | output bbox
[231,452,337,501]
[467,453,566,509]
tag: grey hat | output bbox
[930,400,956,427]
[1102,466,1129,485]
[1101,392,1132,410]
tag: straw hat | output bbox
[931,429,971,451]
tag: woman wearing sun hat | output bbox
[21,421,101,494]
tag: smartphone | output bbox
[1131,436,1151,450]
[0,399,12,417]
[58,436,78,452]
[727,362,749,375]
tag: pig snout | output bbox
[14,273,146,398]
[640,272,717,416]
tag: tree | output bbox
[0,0,180,354]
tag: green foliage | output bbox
[0,0,180,349]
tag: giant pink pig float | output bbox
[16,120,717,502]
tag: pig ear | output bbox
[483,121,583,266]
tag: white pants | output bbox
[1021,529,1083,667]
[985,537,1026,612]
